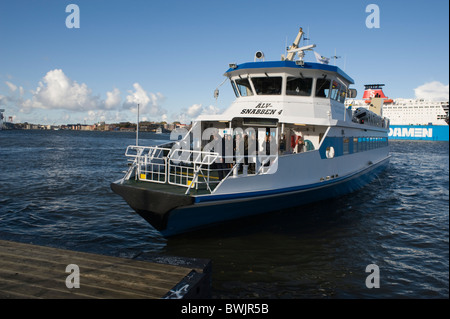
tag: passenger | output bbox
[248,133,257,174]
[265,135,271,156]
[290,131,297,153]
[268,134,277,165]
[234,134,244,164]
[291,132,305,153]
[211,133,226,180]
[224,134,233,166]
[262,135,272,167]
[296,134,305,153]
[243,134,249,166]
[279,134,286,154]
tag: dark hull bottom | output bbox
[110,181,194,230]
[111,158,389,237]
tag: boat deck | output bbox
[121,178,215,196]
[0,239,211,299]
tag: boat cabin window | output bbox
[330,80,341,100]
[338,86,347,103]
[286,77,313,96]
[230,80,239,97]
[252,77,282,95]
[235,78,254,97]
[315,78,331,98]
[242,118,278,127]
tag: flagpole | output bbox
[136,103,139,146]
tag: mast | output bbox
[136,103,139,146]
[285,27,304,61]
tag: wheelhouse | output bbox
[226,61,354,102]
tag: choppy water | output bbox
[0,130,448,298]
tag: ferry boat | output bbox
[111,28,391,237]
[346,84,449,141]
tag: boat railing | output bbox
[125,145,221,193]
[125,145,172,184]
[124,145,278,194]
[167,149,219,194]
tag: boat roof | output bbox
[225,60,354,85]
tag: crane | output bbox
[284,27,316,62]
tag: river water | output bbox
[0,130,448,298]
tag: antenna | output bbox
[332,48,341,66]
[285,36,288,58]
[303,26,310,45]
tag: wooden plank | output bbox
[0,240,207,299]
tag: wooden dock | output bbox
[0,239,211,299]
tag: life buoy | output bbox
[290,135,300,148]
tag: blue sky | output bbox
[0,0,448,125]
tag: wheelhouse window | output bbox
[286,77,313,96]
[315,78,331,98]
[251,77,282,95]
[235,78,254,97]
[230,80,239,97]
[338,86,347,103]
[333,80,347,103]
[330,80,341,100]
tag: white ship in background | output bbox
[346,84,449,141]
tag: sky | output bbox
[0,0,448,125]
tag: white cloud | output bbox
[2,81,25,111]
[85,110,107,123]
[104,88,121,109]
[201,104,222,115]
[123,82,166,117]
[2,69,171,124]
[0,94,6,106]
[173,103,223,123]
[5,81,17,92]
[414,81,449,101]
[11,69,129,118]
[21,69,100,112]
[187,103,202,117]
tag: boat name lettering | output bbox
[255,103,273,108]
[240,108,278,115]
[241,103,282,115]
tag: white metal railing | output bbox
[125,145,172,184]
[125,145,220,193]
[124,145,278,194]
[168,150,219,194]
